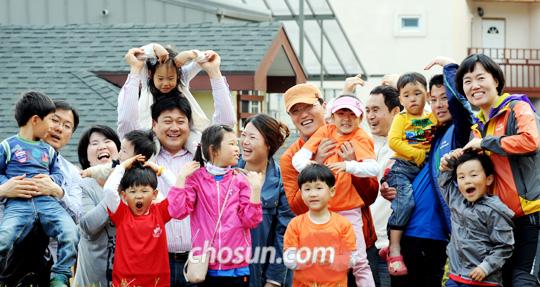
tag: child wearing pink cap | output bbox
[292,95,378,287]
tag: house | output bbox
[0,22,306,163]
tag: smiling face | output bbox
[331,108,360,135]
[153,64,178,94]
[300,180,334,212]
[87,132,119,167]
[241,122,268,163]
[456,159,494,202]
[43,109,75,151]
[288,102,326,140]
[462,62,499,111]
[121,185,158,216]
[152,108,190,154]
[429,85,452,124]
[212,131,240,167]
[399,82,427,116]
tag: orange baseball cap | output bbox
[283,83,322,112]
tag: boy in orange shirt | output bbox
[284,164,357,287]
[291,95,377,286]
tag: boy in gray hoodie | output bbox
[439,150,514,287]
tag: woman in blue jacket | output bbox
[238,114,295,287]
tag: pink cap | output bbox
[331,96,365,117]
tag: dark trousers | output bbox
[199,275,249,287]
[390,236,447,287]
[169,253,195,287]
[502,213,540,287]
[367,246,391,287]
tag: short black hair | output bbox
[451,151,494,178]
[77,125,121,169]
[456,53,505,96]
[429,74,444,91]
[53,100,80,132]
[124,130,157,160]
[297,164,336,188]
[397,72,427,93]
[150,95,192,125]
[369,85,403,112]
[119,163,158,191]
[14,91,56,127]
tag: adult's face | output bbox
[288,102,326,140]
[43,109,75,151]
[87,132,119,167]
[429,85,452,124]
[462,62,499,111]
[241,122,268,163]
[152,108,190,154]
[365,93,395,137]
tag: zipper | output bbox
[216,180,222,270]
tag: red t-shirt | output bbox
[109,199,172,287]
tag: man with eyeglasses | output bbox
[279,83,380,286]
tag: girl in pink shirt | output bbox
[168,124,263,287]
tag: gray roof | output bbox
[0,22,282,164]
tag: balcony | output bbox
[468,48,540,97]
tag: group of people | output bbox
[0,40,538,287]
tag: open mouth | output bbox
[301,120,313,126]
[49,134,61,141]
[465,187,475,194]
[136,202,143,209]
[97,152,111,160]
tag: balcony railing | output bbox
[468,48,540,96]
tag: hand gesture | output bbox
[337,141,355,161]
[153,43,169,64]
[469,266,487,281]
[143,161,160,174]
[424,56,457,70]
[124,48,146,72]
[31,174,63,198]
[246,171,264,192]
[463,138,483,152]
[0,175,37,199]
[199,50,222,79]
[175,161,200,188]
[174,49,201,67]
[380,181,396,201]
[121,154,146,170]
[439,148,464,172]
[327,162,346,173]
[314,138,336,164]
[381,74,400,89]
[80,168,92,178]
[342,74,365,95]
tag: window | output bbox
[401,17,419,29]
[394,12,426,37]
[240,100,262,114]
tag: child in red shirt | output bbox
[104,155,176,287]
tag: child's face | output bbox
[456,159,494,202]
[212,132,240,167]
[33,113,55,140]
[300,180,335,212]
[332,108,360,135]
[119,138,135,162]
[121,185,158,216]
[153,64,178,94]
[399,82,427,116]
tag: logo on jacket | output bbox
[153,225,162,238]
[14,149,28,163]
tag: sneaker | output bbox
[50,275,69,287]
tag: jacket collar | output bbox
[474,93,536,129]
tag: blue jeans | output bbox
[366,246,391,287]
[386,158,420,229]
[0,196,78,279]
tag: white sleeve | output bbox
[140,43,156,58]
[292,148,314,173]
[345,159,380,177]
[103,166,125,213]
[283,248,298,270]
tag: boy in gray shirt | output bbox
[439,150,514,287]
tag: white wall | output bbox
[470,1,532,49]
[531,4,540,49]
[328,0,472,78]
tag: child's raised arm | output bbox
[167,161,200,219]
[103,154,145,213]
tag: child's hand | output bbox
[342,74,365,95]
[143,161,160,174]
[153,43,169,64]
[424,56,457,70]
[121,154,145,170]
[327,162,346,173]
[439,148,464,171]
[175,161,200,188]
[469,266,487,281]
[174,50,200,67]
[80,168,91,178]
[199,50,222,78]
[337,141,355,161]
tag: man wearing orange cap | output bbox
[280,83,379,286]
